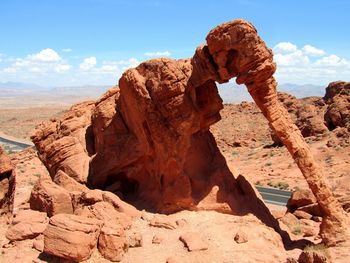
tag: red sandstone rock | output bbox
[324,81,350,130]
[127,231,143,248]
[179,232,208,251]
[6,210,48,241]
[152,234,164,244]
[287,189,317,212]
[0,146,15,211]
[30,18,348,246]
[234,230,248,243]
[77,201,132,230]
[30,177,73,217]
[98,224,128,262]
[32,235,44,252]
[53,169,88,192]
[294,210,313,220]
[0,146,13,175]
[43,214,103,262]
[149,215,177,230]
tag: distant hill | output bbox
[0,81,325,108]
[217,82,324,103]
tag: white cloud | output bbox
[29,48,61,62]
[55,64,71,73]
[315,54,348,66]
[79,57,97,71]
[274,50,309,66]
[273,41,350,85]
[273,42,297,54]
[62,48,72,52]
[0,49,143,86]
[302,45,325,56]
[1,48,70,74]
[144,51,171,57]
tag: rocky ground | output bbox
[0,80,349,262]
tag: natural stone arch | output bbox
[199,19,348,246]
[31,19,348,247]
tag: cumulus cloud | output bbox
[273,42,297,54]
[79,57,97,71]
[29,48,61,62]
[302,45,325,56]
[1,48,70,74]
[62,48,72,52]
[144,51,171,57]
[273,42,350,85]
[315,54,348,66]
[274,50,309,66]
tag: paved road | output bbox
[0,133,34,153]
[1,134,292,206]
[255,185,292,206]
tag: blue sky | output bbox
[0,0,349,87]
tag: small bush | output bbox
[277,181,289,190]
[291,223,302,235]
[303,244,330,259]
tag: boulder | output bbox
[152,234,164,244]
[6,210,48,241]
[0,146,13,175]
[53,170,88,192]
[127,231,143,248]
[179,232,208,251]
[0,146,15,211]
[324,81,350,130]
[149,214,177,230]
[287,189,317,212]
[98,224,128,262]
[77,201,132,230]
[30,177,73,217]
[43,214,103,262]
[234,230,248,244]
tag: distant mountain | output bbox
[0,81,326,107]
[278,83,324,98]
[50,85,110,97]
[0,81,44,90]
[217,82,325,103]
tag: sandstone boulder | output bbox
[324,81,350,130]
[0,146,15,211]
[53,169,88,192]
[77,201,132,230]
[287,189,317,212]
[179,232,208,251]
[43,214,103,262]
[6,209,48,241]
[30,177,73,217]
[234,230,248,244]
[98,224,128,262]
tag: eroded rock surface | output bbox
[30,19,348,247]
[0,146,15,212]
[43,214,103,262]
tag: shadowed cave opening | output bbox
[103,172,140,201]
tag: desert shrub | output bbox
[277,181,289,190]
[303,244,330,259]
[291,223,302,235]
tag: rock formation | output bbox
[0,146,15,213]
[31,19,347,247]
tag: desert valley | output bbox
[0,4,350,263]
